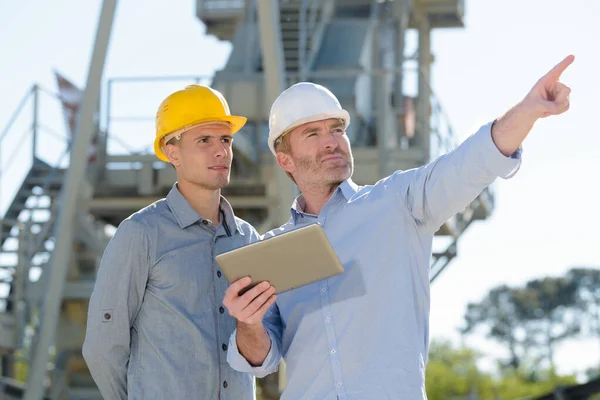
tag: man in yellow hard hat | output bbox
[83,84,265,400]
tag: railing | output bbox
[1,71,459,208]
[0,84,84,354]
[0,219,27,347]
[104,75,215,157]
[425,77,459,161]
[298,0,335,80]
[286,64,458,160]
[0,83,71,286]
[104,74,266,180]
[198,0,245,13]
[0,85,71,218]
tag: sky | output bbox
[0,0,598,380]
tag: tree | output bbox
[515,276,581,372]
[493,368,577,399]
[461,285,531,370]
[426,340,495,400]
[425,340,577,400]
[462,276,582,374]
[569,267,600,367]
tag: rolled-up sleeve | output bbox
[394,121,522,233]
[227,303,283,378]
[82,219,151,400]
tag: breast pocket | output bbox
[149,236,216,314]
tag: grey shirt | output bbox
[83,184,260,400]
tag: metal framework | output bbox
[0,0,493,397]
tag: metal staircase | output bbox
[280,1,302,72]
[0,82,107,399]
[0,158,63,315]
[279,0,334,77]
[198,0,487,281]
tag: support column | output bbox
[256,0,293,396]
[416,13,431,162]
[256,0,297,228]
[393,0,411,147]
[373,5,394,178]
[24,1,117,398]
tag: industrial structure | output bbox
[0,0,495,398]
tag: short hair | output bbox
[273,132,296,184]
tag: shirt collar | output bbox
[290,179,360,223]
[220,196,245,235]
[166,183,243,235]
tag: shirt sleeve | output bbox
[82,219,151,400]
[227,302,283,378]
[392,121,522,233]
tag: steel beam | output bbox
[416,13,431,160]
[256,0,297,227]
[393,0,411,146]
[255,0,293,393]
[23,1,117,398]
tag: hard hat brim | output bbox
[154,115,247,162]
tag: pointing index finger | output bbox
[543,55,575,82]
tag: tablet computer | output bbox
[216,223,344,295]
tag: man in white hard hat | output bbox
[222,55,574,399]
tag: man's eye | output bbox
[221,138,232,143]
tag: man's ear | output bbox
[165,143,181,167]
[276,152,294,175]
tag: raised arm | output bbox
[396,55,574,233]
[492,55,573,155]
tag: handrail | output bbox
[104,75,214,155]
[0,84,75,353]
[102,66,457,163]
[0,86,35,143]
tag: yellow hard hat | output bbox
[154,84,247,162]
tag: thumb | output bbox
[539,99,562,116]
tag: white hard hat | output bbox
[267,82,351,156]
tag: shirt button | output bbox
[217,270,222,278]
[202,220,209,225]
[321,287,327,293]
[219,306,225,314]
[337,381,343,388]
[330,349,336,355]
[223,381,228,388]
[222,343,228,351]
[325,317,331,323]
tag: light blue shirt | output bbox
[83,184,260,400]
[227,123,522,399]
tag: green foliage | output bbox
[462,285,532,370]
[425,340,578,400]
[493,369,577,399]
[426,340,495,400]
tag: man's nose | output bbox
[214,142,227,158]
[322,132,339,150]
